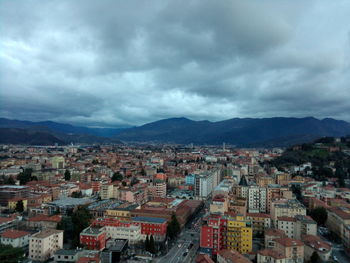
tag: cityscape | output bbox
[1,0,350,263]
[1,139,350,263]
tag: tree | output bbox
[71,206,92,247]
[145,235,150,252]
[149,235,156,254]
[4,176,15,185]
[57,216,74,245]
[15,200,24,212]
[336,167,346,187]
[167,213,180,240]
[71,191,82,198]
[0,244,25,263]
[309,207,328,226]
[64,169,71,181]
[140,168,146,176]
[17,168,34,185]
[309,251,320,263]
[112,172,123,182]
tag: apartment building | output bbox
[148,179,167,199]
[275,237,304,263]
[0,185,29,206]
[100,183,114,200]
[210,195,228,214]
[29,229,63,262]
[195,173,213,198]
[80,227,106,250]
[226,215,253,254]
[270,199,307,223]
[326,206,350,238]
[303,235,332,262]
[246,213,271,236]
[258,249,287,263]
[247,186,267,213]
[264,228,286,248]
[266,185,293,213]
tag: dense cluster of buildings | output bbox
[0,143,349,262]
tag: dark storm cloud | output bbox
[1,0,350,127]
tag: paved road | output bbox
[156,202,204,263]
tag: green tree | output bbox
[71,191,82,198]
[112,172,123,182]
[309,207,328,226]
[309,251,320,263]
[71,206,92,247]
[64,169,71,181]
[0,244,25,263]
[4,176,15,185]
[140,168,146,176]
[15,200,24,212]
[145,235,150,252]
[17,168,34,185]
[335,167,346,187]
[57,216,74,245]
[167,213,180,240]
[149,235,156,254]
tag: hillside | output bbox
[115,117,350,147]
[0,118,127,138]
[0,128,65,145]
[0,118,124,145]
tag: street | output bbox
[156,200,206,263]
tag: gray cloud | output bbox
[1,0,350,127]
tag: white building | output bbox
[29,229,63,262]
[0,229,31,247]
[276,215,317,239]
[248,186,267,213]
[105,224,141,244]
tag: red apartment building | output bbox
[132,216,167,241]
[80,227,106,250]
[200,214,227,255]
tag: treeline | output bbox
[267,136,350,185]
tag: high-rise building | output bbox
[200,214,253,256]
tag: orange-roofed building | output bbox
[0,229,31,247]
[28,214,61,229]
[217,249,252,263]
[195,254,215,263]
[303,234,332,262]
[154,173,167,181]
[257,248,286,263]
[275,237,304,263]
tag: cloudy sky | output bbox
[1,0,350,127]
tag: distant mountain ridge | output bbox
[114,117,350,147]
[0,118,124,145]
[1,116,350,147]
[0,118,127,137]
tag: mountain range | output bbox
[0,118,124,145]
[114,117,350,147]
[1,117,350,147]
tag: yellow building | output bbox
[8,198,28,211]
[51,156,65,169]
[105,209,132,220]
[226,215,253,254]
